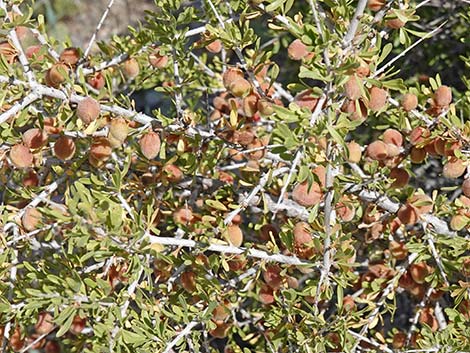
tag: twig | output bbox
[343,0,369,48]
[82,0,116,60]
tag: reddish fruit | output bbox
[345,76,362,100]
[462,179,470,198]
[366,140,388,160]
[367,0,385,11]
[294,89,319,111]
[257,99,274,116]
[342,295,356,311]
[336,196,355,222]
[47,63,69,87]
[229,78,251,97]
[10,327,24,352]
[149,48,169,69]
[242,94,258,117]
[259,224,278,241]
[60,47,80,65]
[87,72,105,90]
[0,41,17,63]
[90,138,112,162]
[392,331,406,349]
[383,129,403,147]
[180,271,196,292]
[419,307,439,331]
[173,207,193,224]
[123,58,140,79]
[389,168,409,188]
[139,131,161,160]
[409,194,433,214]
[292,181,322,207]
[70,315,86,335]
[163,164,183,182]
[54,136,76,161]
[206,39,222,53]
[225,224,243,247]
[410,147,426,164]
[212,303,229,322]
[287,39,308,60]
[9,144,34,168]
[443,157,466,178]
[108,118,129,148]
[22,207,42,232]
[259,284,275,304]
[397,203,419,225]
[433,85,452,107]
[389,241,408,260]
[386,17,406,29]
[312,165,326,187]
[35,312,54,334]
[368,86,387,111]
[386,143,400,157]
[77,97,100,125]
[263,265,283,290]
[293,222,314,259]
[235,130,255,146]
[355,60,370,77]
[401,93,418,111]
[434,138,446,155]
[450,214,468,231]
[409,126,429,146]
[45,341,61,353]
[341,99,367,120]
[410,262,431,284]
[22,128,48,149]
[223,68,244,90]
[23,170,39,187]
[346,141,362,163]
[209,322,231,338]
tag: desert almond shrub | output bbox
[1,0,470,352]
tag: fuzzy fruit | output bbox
[77,97,100,125]
[401,93,418,111]
[90,138,112,162]
[392,331,406,349]
[409,126,429,146]
[336,196,355,222]
[345,76,362,100]
[223,68,244,90]
[149,48,169,68]
[35,312,54,334]
[443,157,466,178]
[225,224,243,247]
[47,63,69,87]
[206,39,222,53]
[294,89,319,111]
[287,39,308,61]
[0,41,17,63]
[462,179,470,198]
[386,17,406,29]
[410,147,426,164]
[397,203,419,225]
[293,222,314,259]
[346,141,362,163]
[450,214,468,231]
[22,128,48,149]
[367,0,385,11]
[209,322,231,338]
[259,284,275,304]
[383,129,403,147]
[229,78,251,97]
[259,224,278,241]
[389,241,408,260]
[22,207,42,232]
[409,194,433,215]
[163,164,183,182]
[54,136,76,160]
[108,118,129,148]
[292,181,322,207]
[10,144,33,168]
[366,140,388,160]
[410,262,431,284]
[368,86,387,111]
[173,207,193,225]
[433,85,452,107]
[60,47,80,65]
[139,131,161,159]
[419,307,439,331]
[242,94,258,117]
[123,58,140,79]
[87,72,105,90]
[263,265,283,290]
[180,271,196,292]
[389,168,409,188]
